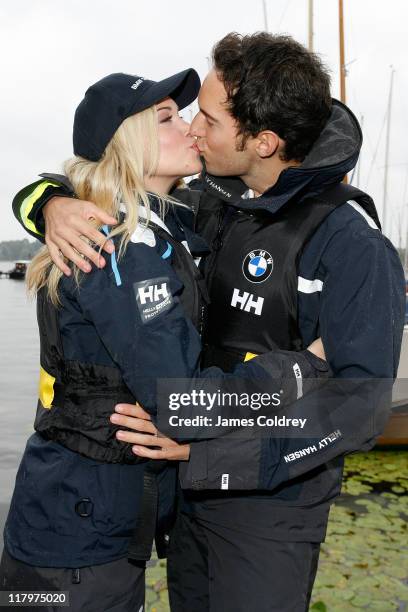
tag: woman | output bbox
[1,69,326,612]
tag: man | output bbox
[12,33,405,611]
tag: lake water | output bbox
[0,266,39,533]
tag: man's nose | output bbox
[190,112,205,137]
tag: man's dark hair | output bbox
[212,32,332,162]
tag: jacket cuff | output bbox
[179,440,208,490]
[179,437,264,491]
[301,349,330,372]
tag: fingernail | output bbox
[110,414,120,423]
[106,242,115,254]
[116,431,125,439]
[115,405,124,413]
[132,446,140,453]
[83,264,91,273]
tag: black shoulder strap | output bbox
[311,183,381,230]
[147,220,209,332]
[171,187,202,216]
[275,182,381,268]
[37,288,64,366]
[37,288,66,406]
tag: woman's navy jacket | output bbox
[5,202,204,567]
[5,199,325,567]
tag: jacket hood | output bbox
[202,99,362,214]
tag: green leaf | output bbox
[310,602,328,612]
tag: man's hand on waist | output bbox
[111,402,191,461]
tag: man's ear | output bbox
[254,131,280,158]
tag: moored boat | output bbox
[8,260,29,280]
[376,328,408,447]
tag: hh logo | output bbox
[231,288,264,316]
[138,282,168,304]
[134,277,173,323]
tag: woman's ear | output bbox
[255,130,280,158]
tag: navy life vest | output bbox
[201,183,380,372]
[34,217,208,464]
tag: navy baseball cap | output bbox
[73,68,201,161]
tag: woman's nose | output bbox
[181,117,191,134]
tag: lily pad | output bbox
[350,594,372,607]
[310,602,327,611]
[391,485,405,493]
[145,451,407,611]
[311,451,407,610]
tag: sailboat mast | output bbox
[308,0,314,51]
[383,67,395,237]
[339,0,346,104]
[338,0,348,183]
[262,0,269,31]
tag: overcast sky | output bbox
[1,0,407,245]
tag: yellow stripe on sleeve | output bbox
[20,181,59,236]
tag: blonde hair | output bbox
[27,105,167,305]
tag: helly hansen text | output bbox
[284,430,343,463]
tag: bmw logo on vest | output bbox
[242,249,273,283]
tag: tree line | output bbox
[0,239,42,262]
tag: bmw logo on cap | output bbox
[242,249,273,283]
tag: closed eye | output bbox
[160,112,183,124]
